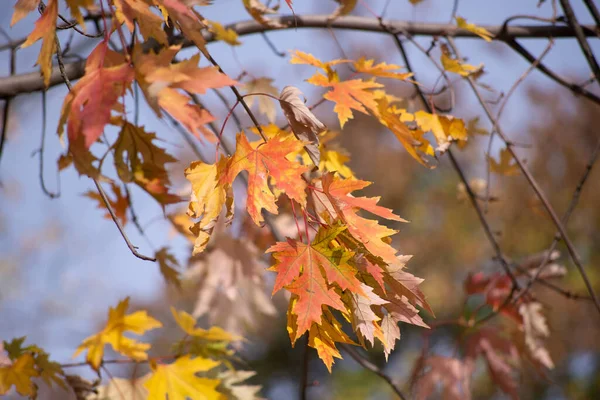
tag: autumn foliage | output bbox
[1,0,599,399]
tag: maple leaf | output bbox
[381,314,401,361]
[374,97,433,166]
[517,302,554,370]
[354,57,413,81]
[383,256,433,315]
[114,122,181,207]
[441,50,483,77]
[84,182,129,227]
[208,20,242,46]
[268,225,359,337]
[347,284,388,347]
[171,308,240,343]
[413,356,471,400]
[64,0,96,29]
[414,110,468,153]
[465,329,520,400]
[489,147,520,176]
[114,0,168,44]
[290,50,350,74]
[155,247,182,288]
[20,0,58,87]
[308,310,356,372]
[224,133,309,226]
[157,0,208,50]
[319,173,405,263]
[244,77,278,122]
[185,157,234,254]
[186,233,277,336]
[242,0,284,28]
[73,297,162,370]
[0,354,39,396]
[329,0,358,20]
[11,0,40,26]
[302,130,354,177]
[145,355,221,400]
[2,338,66,390]
[87,376,149,400]
[279,85,325,165]
[58,41,133,150]
[456,16,494,42]
[218,370,262,400]
[134,45,235,141]
[308,73,382,127]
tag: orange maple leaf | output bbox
[20,0,58,87]
[319,173,406,264]
[134,46,235,141]
[268,226,353,337]
[308,73,382,127]
[223,133,309,226]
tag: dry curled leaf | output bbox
[279,86,325,165]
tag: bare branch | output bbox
[1,15,598,98]
[559,0,600,82]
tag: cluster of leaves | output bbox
[411,253,565,399]
[4,0,568,398]
[1,299,259,399]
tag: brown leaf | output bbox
[279,86,325,166]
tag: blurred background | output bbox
[1,0,599,399]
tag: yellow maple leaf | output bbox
[414,110,467,152]
[0,354,39,396]
[208,20,241,46]
[73,298,162,370]
[456,16,494,42]
[185,157,233,255]
[488,148,520,176]
[308,311,355,372]
[354,57,413,81]
[145,355,221,400]
[171,308,240,342]
[441,52,483,77]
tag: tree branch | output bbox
[340,344,408,400]
[446,36,600,315]
[1,15,598,98]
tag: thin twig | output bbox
[201,51,268,141]
[54,34,155,262]
[446,36,600,315]
[392,34,519,288]
[93,179,156,262]
[260,32,286,57]
[516,137,600,301]
[38,90,60,198]
[484,39,555,211]
[340,344,408,400]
